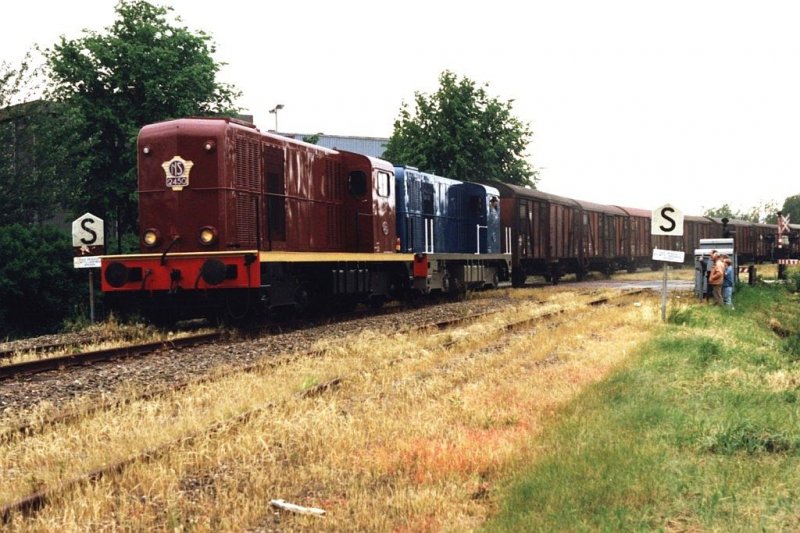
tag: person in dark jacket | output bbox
[722,255,734,308]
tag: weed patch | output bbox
[702,421,797,455]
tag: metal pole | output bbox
[89,269,95,324]
[661,262,668,322]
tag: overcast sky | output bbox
[3,0,800,217]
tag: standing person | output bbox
[722,256,734,308]
[708,252,725,305]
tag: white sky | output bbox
[3,0,799,216]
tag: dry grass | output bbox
[2,319,215,367]
[4,291,662,531]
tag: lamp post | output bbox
[268,104,284,131]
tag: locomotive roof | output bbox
[396,167,500,195]
[140,117,342,156]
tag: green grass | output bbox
[487,283,800,531]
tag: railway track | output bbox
[0,288,647,524]
[0,304,522,443]
[0,302,419,381]
[0,332,224,381]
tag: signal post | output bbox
[651,204,685,321]
[72,213,105,323]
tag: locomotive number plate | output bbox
[166,175,189,188]
[161,156,194,191]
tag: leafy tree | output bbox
[0,100,92,226]
[0,53,81,226]
[703,204,737,220]
[44,0,240,251]
[704,201,778,224]
[383,70,536,186]
[0,224,84,337]
[779,195,800,224]
[0,61,23,108]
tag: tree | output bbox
[383,71,536,187]
[0,51,79,226]
[704,201,778,224]
[44,0,239,251]
[780,194,800,224]
[703,204,737,220]
[302,133,321,145]
[0,224,84,337]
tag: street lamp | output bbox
[268,104,284,131]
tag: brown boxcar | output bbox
[614,206,652,271]
[494,183,637,283]
[572,199,629,274]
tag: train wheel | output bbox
[449,278,467,301]
[627,262,638,274]
[407,289,424,308]
[224,292,254,326]
[143,307,175,327]
[294,286,310,314]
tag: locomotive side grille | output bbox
[235,136,260,191]
[232,136,261,247]
[236,194,258,245]
[327,160,343,200]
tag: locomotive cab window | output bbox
[422,183,434,215]
[377,171,391,198]
[348,171,368,197]
[469,195,484,216]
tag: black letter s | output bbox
[659,207,676,232]
[80,218,98,245]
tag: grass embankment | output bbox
[489,282,800,531]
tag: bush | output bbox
[787,267,800,293]
[0,223,85,338]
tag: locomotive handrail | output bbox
[475,224,487,254]
[160,236,181,265]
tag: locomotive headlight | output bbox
[142,229,160,247]
[199,226,217,246]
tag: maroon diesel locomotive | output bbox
[101,118,508,322]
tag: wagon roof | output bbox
[488,182,581,207]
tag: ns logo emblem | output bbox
[162,156,194,191]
